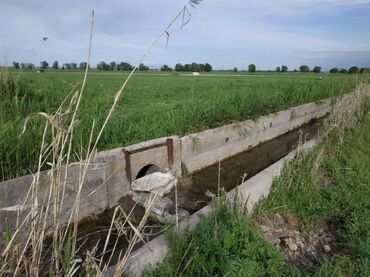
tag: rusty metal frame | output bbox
[122,138,174,183]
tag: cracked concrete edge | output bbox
[105,139,317,277]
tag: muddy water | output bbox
[168,119,322,213]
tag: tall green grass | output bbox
[254,99,370,275]
[0,71,358,181]
[148,89,370,276]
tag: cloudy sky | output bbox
[1,0,370,70]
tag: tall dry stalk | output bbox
[328,81,369,144]
[1,1,202,275]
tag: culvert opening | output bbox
[136,164,161,179]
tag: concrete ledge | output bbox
[0,147,125,235]
[181,98,331,174]
[113,140,317,276]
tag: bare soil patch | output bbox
[258,214,337,271]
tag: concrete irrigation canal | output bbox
[0,90,359,275]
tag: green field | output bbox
[0,71,358,181]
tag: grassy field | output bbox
[150,92,370,276]
[0,70,358,181]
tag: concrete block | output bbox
[0,156,112,236]
[96,147,129,208]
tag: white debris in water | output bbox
[130,191,190,224]
[130,172,189,223]
[131,172,176,197]
[130,191,173,214]
[154,209,190,224]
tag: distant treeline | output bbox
[10,61,370,74]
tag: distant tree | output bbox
[64,63,72,70]
[27,63,35,69]
[329,68,339,73]
[61,65,65,70]
[160,65,172,71]
[359,68,370,74]
[139,63,149,71]
[175,63,184,71]
[97,61,109,71]
[181,63,212,72]
[40,61,49,70]
[312,66,321,73]
[248,64,256,73]
[339,68,347,74]
[13,62,20,69]
[281,65,288,72]
[204,63,212,72]
[79,62,87,70]
[117,62,133,71]
[52,61,59,70]
[276,66,281,72]
[125,62,133,71]
[110,62,116,71]
[70,63,77,70]
[20,62,25,69]
[191,62,200,72]
[348,66,359,74]
[184,64,192,72]
[233,67,238,73]
[293,69,298,72]
[299,65,310,73]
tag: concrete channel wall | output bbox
[0,93,344,237]
[110,140,317,276]
[181,99,331,173]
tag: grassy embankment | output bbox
[0,71,357,181]
[150,87,370,276]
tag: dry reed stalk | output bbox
[113,193,159,276]
[328,81,369,143]
[1,1,202,275]
[1,11,95,276]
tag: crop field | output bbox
[0,71,358,181]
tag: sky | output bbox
[1,0,370,71]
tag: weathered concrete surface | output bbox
[0,136,182,237]
[108,140,317,276]
[0,147,126,236]
[181,99,331,174]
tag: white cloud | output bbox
[0,0,369,68]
